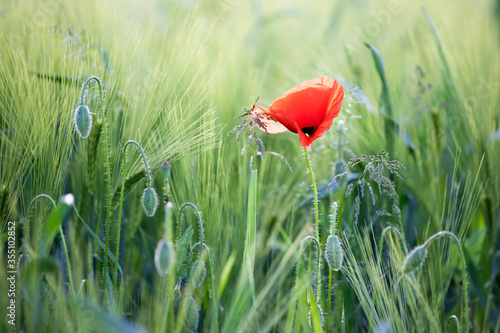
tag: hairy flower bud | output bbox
[183,297,199,332]
[161,161,172,181]
[74,105,93,138]
[309,302,324,331]
[190,260,207,288]
[325,235,343,271]
[154,239,174,277]
[142,187,159,217]
[402,245,427,274]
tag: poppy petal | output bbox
[269,77,337,131]
[249,76,343,149]
[250,105,288,134]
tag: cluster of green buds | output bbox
[153,163,217,332]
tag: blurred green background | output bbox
[1,0,499,331]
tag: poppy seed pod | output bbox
[142,187,159,217]
[154,239,174,277]
[325,235,343,271]
[74,105,93,138]
[402,245,427,274]
[190,260,207,288]
[183,297,199,333]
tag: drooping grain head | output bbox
[402,245,427,274]
[142,187,159,217]
[325,235,343,271]
[74,105,93,139]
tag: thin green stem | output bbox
[159,201,176,333]
[303,148,321,307]
[72,205,123,277]
[337,122,343,162]
[80,76,112,305]
[326,268,333,331]
[26,194,75,295]
[58,225,75,296]
[115,140,151,297]
[304,148,319,241]
[423,231,469,333]
[326,201,338,330]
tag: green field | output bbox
[1,0,500,332]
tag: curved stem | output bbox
[25,194,57,252]
[26,194,75,295]
[377,226,408,271]
[423,231,469,333]
[114,140,151,297]
[297,236,321,303]
[81,76,112,304]
[176,202,204,259]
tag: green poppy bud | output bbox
[402,245,427,274]
[161,161,172,181]
[74,105,92,138]
[183,297,199,333]
[325,235,343,271]
[309,303,324,331]
[190,260,207,288]
[154,239,174,277]
[142,187,159,217]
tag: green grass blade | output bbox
[39,194,73,257]
[422,6,457,95]
[243,169,258,301]
[73,205,123,277]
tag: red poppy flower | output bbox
[250,76,344,151]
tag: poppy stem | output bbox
[304,148,320,241]
[304,147,322,307]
